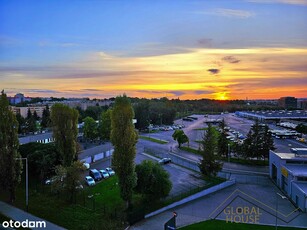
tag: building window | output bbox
[297,177,307,181]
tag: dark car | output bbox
[158,158,172,164]
[89,169,102,181]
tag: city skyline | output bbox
[1,0,307,100]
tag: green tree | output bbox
[62,161,85,203]
[198,124,222,177]
[172,129,189,148]
[33,110,39,121]
[19,142,61,182]
[41,105,51,128]
[110,95,138,208]
[134,99,150,130]
[260,125,275,161]
[296,123,307,134]
[26,109,37,133]
[99,109,112,140]
[135,160,172,199]
[242,122,275,161]
[16,113,26,134]
[51,103,79,167]
[0,90,23,203]
[217,119,229,158]
[83,116,98,141]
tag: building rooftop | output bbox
[236,110,307,120]
[284,164,307,177]
[274,152,307,160]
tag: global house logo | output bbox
[209,189,301,224]
[223,206,262,224]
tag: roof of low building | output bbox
[284,164,307,177]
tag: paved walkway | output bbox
[130,182,307,230]
[0,201,66,230]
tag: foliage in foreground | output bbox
[135,160,172,199]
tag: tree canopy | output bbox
[172,129,189,148]
[110,95,138,208]
[198,124,223,177]
[0,90,23,202]
[135,160,172,199]
[51,103,79,167]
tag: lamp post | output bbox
[228,143,230,162]
[16,157,28,212]
[275,192,287,230]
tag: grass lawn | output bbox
[139,135,168,144]
[0,176,126,230]
[221,157,269,166]
[179,146,200,155]
[180,220,302,230]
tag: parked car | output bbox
[99,169,110,179]
[83,162,90,170]
[89,169,102,181]
[105,167,115,176]
[85,176,95,186]
[158,158,172,164]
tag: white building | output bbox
[270,150,307,212]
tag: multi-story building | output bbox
[10,105,46,118]
[270,149,307,212]
[278,97,297,109]
[298,99,307,110]
[8,93,32,105]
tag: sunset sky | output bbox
[1,0,307,100]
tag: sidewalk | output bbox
[170,146,269,174]
[0,201,66,230]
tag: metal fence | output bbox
[144,146,200,172]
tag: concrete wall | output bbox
[292,183,307,212]
[145,180,236,219]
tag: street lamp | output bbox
[228,143,230,162]
[275,192,287,230]
[16,157,28,212]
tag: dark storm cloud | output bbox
[207,68,220,75]
[222,56,240,64]
[194,90,215,95]
[197,38,213,47]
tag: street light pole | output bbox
[228,144,230,162]
[16,157,28,212]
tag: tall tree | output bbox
[198,124,222,177]
[41,105,51,128]
[110,95,138,208]
[99,109,112,140]
[51,103,79,167]
[26,109,37,133]
[0,90,23,202]
[172,129,189,148]
[83,116,98,141]
[16,113,26,134]
[133,99,150,130]
[261,125,275,161]
[217,119,229,158]
[33,110,39,121]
